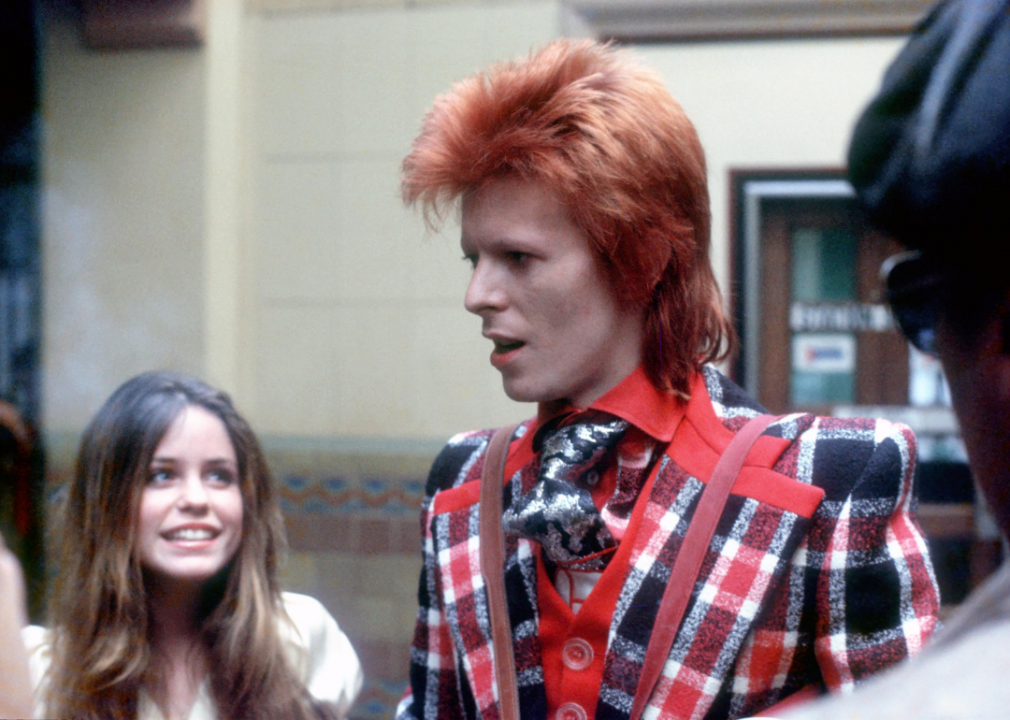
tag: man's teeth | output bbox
[166,528,215,541]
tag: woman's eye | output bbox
[148,469,173,484]
[207,469,236,486]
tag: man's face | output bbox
[461,177,646,408]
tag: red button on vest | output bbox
[561,637,594,671]
[556,702,588,720]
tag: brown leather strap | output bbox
[480,424,521,720]
[628,413,779,720]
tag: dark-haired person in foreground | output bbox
[396,39,938,720]
[785,1,1010,718]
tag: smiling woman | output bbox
[137,406,244,590]
[21,372,362,720]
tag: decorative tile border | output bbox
[278,476,426,517]
[263,436,433,555]
[276,472,428,553]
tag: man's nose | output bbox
[464,259,506,316]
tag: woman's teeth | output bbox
[165,528,215,541]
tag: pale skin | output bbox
[461,177,647,411]
[146,580,211,720]
[138,405,243,720]
[0,533,33,719]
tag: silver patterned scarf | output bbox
[502,416,628,571]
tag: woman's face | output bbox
[136,405,244,589]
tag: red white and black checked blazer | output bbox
[396,367,940,720]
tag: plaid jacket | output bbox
[396,368,940,720]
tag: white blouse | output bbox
[22,592,363,720]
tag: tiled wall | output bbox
[267,438,436,719]
[232,19,565,711]
[41,11,208,434]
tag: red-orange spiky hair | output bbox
[402,39,735,397]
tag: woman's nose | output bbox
[177,473,209,511]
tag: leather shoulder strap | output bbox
[479,424,521,720]
[628,413,780,720]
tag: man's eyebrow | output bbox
[466,234,540,250]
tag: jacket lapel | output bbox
[595,382,824,720]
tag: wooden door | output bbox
[756,197,907,415]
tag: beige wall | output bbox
[41,10,208,435]
[39,2,903,446]
[241,1,560,442]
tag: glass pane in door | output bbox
[789,227,857,406]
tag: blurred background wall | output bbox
[30,0,911,716]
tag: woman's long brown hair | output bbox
[43,371,327,720]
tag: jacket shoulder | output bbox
[424,423,532,497]
[792,415,917,502]
[700,366,916,498]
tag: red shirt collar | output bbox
[531,366,687,443]
[504,367,693,496]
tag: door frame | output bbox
[729,169,854,400]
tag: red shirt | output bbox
[503,368,687,720]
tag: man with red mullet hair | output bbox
[397,39,938,720]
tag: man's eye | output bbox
[462,254,477,269]
[507,251,529,265]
